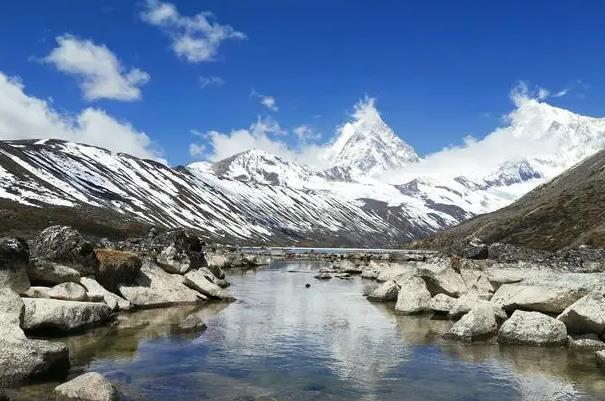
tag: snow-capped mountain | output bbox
[1,99,605,247]
[323,98,419,181]
[205,149,327,189]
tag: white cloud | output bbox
[200,116,326,165]
[199,75,225,88]
[141,0,245,63]
[293,124,321,142]
[0,71,164,163]
[189,143,205,157]
[251,89,278,111]
[43,35,149,102]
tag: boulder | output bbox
[0,237,30,293]
[418,267,467,298]
[497,310,567,346]
[0,289,69,386]
[29,226,98,275]
[184,269,234,301]
[94,249,141,294]
[557,293,605,335]
[567,334,605,351]
[492,284,587,314]
[429,293,457,315]
[314,273,332,280]
[53,372,118,401]
[360,266,379,279]
[27,258,81,286]
[460,270,494,297]
[22,298,112,334]
[119,260,207,308]
[177,314,207,334]
[151,229,205,275]
[0,337,69,387]
[367,280,399,302]
[47,283,88,302]
[79,277,131,311]
[0,287,25,330]
[448,290,507,321]
[335,260,362,274]
[394,276,431,315]
[444,304,499,341]
[462,240,488,260]
[205,252,231,271]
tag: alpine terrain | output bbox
[1,98,605,246]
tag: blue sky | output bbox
[1,0,605,166]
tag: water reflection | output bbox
[9,260,605,401]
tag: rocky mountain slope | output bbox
[415,148,605,252]
[1,99,605,247]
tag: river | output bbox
[10,260,605,401]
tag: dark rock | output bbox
[0,237,30,293]
[29,226,98,275]
[26,258,80,286]
[462,239,488,260]
[151,229,206,274]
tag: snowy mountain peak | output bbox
[324,98,419,181]
[208,148,325,188]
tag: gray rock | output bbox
[79,277,131,311]
[448,290,507,321]
[47,282,88,302]
[205,252,231,271]
[567,334,605,351]
[360,266,379,279]
[184,269,234,301]
[335,260,362,274]
[0,237,30,293]
[22,298,112,334]
[177,314,207,333]
[0,337,69,387]
[418,267,467,298]
[367,280,399,302]
[27,258,81,286]
[444,304,499,341]
[492,284,587,314]
[394,276,431,315]
[429,293,457,315]
[29,226,98,275]
[0,289,69,387]
[557,293,605,335]
[53,372,118,401]
[461,270,494,298]
[119,260,207,308]
[94,249,141,294]
[314,273,332,280]
[498,310,567,346]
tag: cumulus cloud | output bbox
[251,89,278,111]
[0,71,164,163]
[382,83,583,183]
[293,125,321,142]
[199,75,225,89]
[43,35,149,101]
[141,0,245,63]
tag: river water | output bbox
[10,260,605,401]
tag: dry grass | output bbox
[95,248,141,266]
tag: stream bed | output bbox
[9,260,605,401]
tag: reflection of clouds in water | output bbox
[204,261,411,397]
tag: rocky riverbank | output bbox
[0,225,264,400]
[313,254,605,371]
